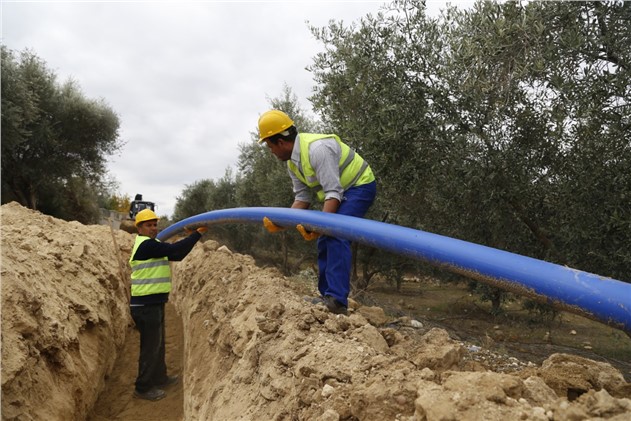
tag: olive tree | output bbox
[1,46,121,223]
[307,0,630,306]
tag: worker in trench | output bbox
[129,209,207,401]
[259,110,377,315]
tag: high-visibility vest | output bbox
[129,235,172,297]
[287,133,375,202]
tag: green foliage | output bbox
[173,170,237,222]
[307,0,631,292]
[171,1,630,309]
[111,194,132,214]
[1,46,122,222]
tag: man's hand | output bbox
[185,226,208,235]
[296,224,320,241]
[263,217,284,233]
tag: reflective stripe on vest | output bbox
[287,133,375,202]
[129,235,172,296]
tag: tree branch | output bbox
[593,1,628,71]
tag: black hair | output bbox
[266,126,298,145]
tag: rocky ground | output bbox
[2,201,630,420]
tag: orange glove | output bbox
[263,217,284,233]
[296,224,320,241]
[185,226,207,235]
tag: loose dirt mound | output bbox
[1,202,132,420]
[2,202,630,420]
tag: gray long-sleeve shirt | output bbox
[289,134,343,203]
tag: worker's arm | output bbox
[291,200,310,210]
[322,198,340,213]
[132,231,202,262]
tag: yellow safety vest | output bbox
[129,235,172,297]
[287,133,375,202]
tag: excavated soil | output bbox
[2,202,630,421]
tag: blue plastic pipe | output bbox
[158,207,631,334]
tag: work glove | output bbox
[263,217,284,233]
[296,224,320,241]
[185,226,208,235]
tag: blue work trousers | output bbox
[317,181,377,306]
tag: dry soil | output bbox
[2,202,630,421]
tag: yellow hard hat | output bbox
[135,209,159,226]
[258,110,294,143]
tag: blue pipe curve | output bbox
[158,207,631,333]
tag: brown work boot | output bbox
[323,296,348,315]
[134,387,166,401]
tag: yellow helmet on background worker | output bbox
[258,110,294,143]
[135,209,159,226]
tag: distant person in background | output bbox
[258,110,376,315]
[129,209,206,401]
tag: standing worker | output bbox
[129,209,207,401]
[259,110,376,315]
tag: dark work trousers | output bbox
[130,303,168,392]
[317,181,377,306]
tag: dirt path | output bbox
[367,281,631,381]
[87,303,184,421]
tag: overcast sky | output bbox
[2,0,469,218]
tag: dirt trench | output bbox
[2,202,631,421]
[87,303,184,421]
